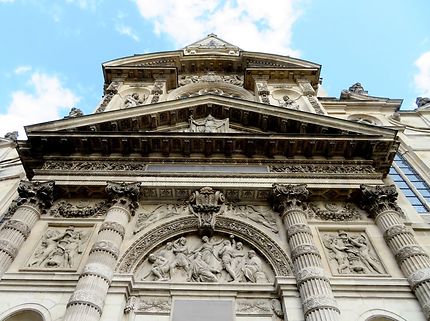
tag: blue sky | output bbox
[0,0,429,138]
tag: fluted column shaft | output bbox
[361,185,430,320]
[272,184,340,321]
[64,182,140,321]
[0,181,54,276]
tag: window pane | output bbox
[413,182,430,189]
[413,205,428,213]
[405,174,423,182]
[406,196,424,206]
[400,189,416,197]
[396,181,410,189]
[390,174,403,182]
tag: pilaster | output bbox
[64,182,140,321]
[360,184,430,320]
[0,181,54,276]
[271,184,340,321]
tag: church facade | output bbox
[1,34,430,321]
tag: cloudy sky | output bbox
[0,0,429,138]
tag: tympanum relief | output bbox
[27,226,91,269]
[321,230,385,275]
[138,234,273,283]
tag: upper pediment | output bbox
[25,95,396,138]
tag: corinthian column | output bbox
[360,184,430,320]
[64,182,140,321]
[0,180,54,276]
[271,184,340,321]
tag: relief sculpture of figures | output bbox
[124,92,147,108]
[227,205,279,234]
[141,234,272,283]
[322,231,384,275]
[28,226,88,269]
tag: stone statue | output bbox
[416,97,430,108]
[280,95,299,110]
[323,231,384,274]
[187,114,230,133]
[3,131,18,141]
[189,252,218,282]
[65,107,83,118]
[124,92,146,108]
[242,250,265,283]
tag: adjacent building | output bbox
[1,34,430,321]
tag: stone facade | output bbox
[0,34,430,321]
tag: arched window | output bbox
[2,310,44,321]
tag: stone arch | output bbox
[167,82,255,102]
[116,216,292,276]
[358,309,408,321]
[0,303,51,321]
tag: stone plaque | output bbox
[173,300,233,321]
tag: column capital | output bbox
[105,182,140,210]
[271,184,309,214]
[359,184,402,217]
[17,180,55,211]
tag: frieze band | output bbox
[286,223,312,240]
[90,241,120,260]
[67,290,104,315]
[2,219,30,239]
[82,263,114,284]
[395,245,429,265]
[302,296,339,317]
[291,244,321,260]
[99,221,126,239]
[296,267,328,286]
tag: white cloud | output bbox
[414,51,430,98]
[14,65,32,75]
[134,0,302,56]
[0,72,79,139]
[115,24,140,42]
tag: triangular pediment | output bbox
[20,95,398,179]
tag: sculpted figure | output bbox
[323,233,350,274]
[218,236,244,281]
[348,234,383,274]
[416,97,430,108]
[171,237,191,279]
[124,92,146,108]
[242,250,265,283]
[192,236,222,272]
[190,252,218,282]
[146,253,170,281]
[281,95,299,110]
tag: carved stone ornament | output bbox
[257,82,270,104]
[188,187,226,235]
[105,182,141,211]
[17,180,55,211]
[3,131,18,141]
[279,95,299,110]
[138,233,273,283]
[185,114,230,133]
[269,164,375,174]
[307,95,325,114]
[96,81,120,113]
[64,107,83,118]
[42,161,147,172]
[360,184,404,218]
[124,296,171,314]
[407,268,430,291]
[395,245,428,265]
[68,289,104,314]
[0,239,18,259]
[286,223,312,240]
[27,226,90,269]
[296,266,328,286]
[90,240,120,260]
[179,72,244,87]
[3,219,31,239]
[134,204,189,234]
[236,299,272,314]
[99,221,125,239]
[82,262,114,283]
[322,231,385,275]
[225,204,279,234]
[48,200,109,218]
[302,295,339,317]
[271,183,309,214]
[416,96,430,109]
[309,202,361,221]
[383,224,408,243]
[124,92,147,108]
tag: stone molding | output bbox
[67,289,104,314]
[82,263,114,284]
[90,240,120,260]
[302,295,339,317]
[383,225,408,243]
[394,245,428,265]
[99,221,125,239]
[42,161,147,172]
[296,267,328,286]
[269,164,375,175]
[0,238,18,259]
[286,223,312,240]
[407,268,430,291]
[291,244,321,260]
[3,219,30,239]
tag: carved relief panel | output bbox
[26,225,92,270]
[47,199,109,218]
[136,233,275,283]
[236,298,284,321]
[309,202,363,221]
[134,204,189,234]
[320,230,386,275]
